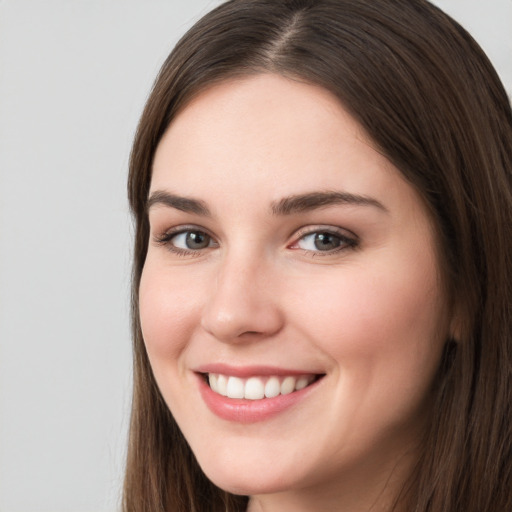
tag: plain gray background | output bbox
[0,1,510,511]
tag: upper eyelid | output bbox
[153,224,216,240]
[291,224,358,241]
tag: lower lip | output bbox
[197,374,322,423]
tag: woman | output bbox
[124,1,512,511]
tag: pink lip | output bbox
[194,367,324,424]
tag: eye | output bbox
[290,228,358,254]
[299,232,341,251]
[154,227,218,255]
[171,230,214,250]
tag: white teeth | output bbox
[264,376,281,398]
[226,376,245,399]
[217,374,228,396]
[244,377,265,400]
[295,376,309,390]
[280,376,296,395]
[208,373,316,399]
[208,373,218,389]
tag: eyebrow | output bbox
[271,191,388,215]
[146,189,388,217]
[147,191,211,216]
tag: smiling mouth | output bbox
[205,373,323,400]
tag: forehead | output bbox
[151,74,402,198]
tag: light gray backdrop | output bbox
[0,1,510,511]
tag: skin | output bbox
[139,74,452,511]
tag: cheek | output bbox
[292,261,444,344]
[286,258,448,410]
[138,260,202,367]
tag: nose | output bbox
[200,255,284,343]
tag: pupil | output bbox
[314,232,340,251]
[186,231,210,249]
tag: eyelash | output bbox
[290,226,359,256]
[154,225,217,258]
[153,225,359,258]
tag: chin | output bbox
[197,455,303,497]
[207,473,291,497]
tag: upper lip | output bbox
[194,363,324,378]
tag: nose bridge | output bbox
[200,247,282,342]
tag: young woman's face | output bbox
[140,74,451,508]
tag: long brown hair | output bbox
[124,1,512,510]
